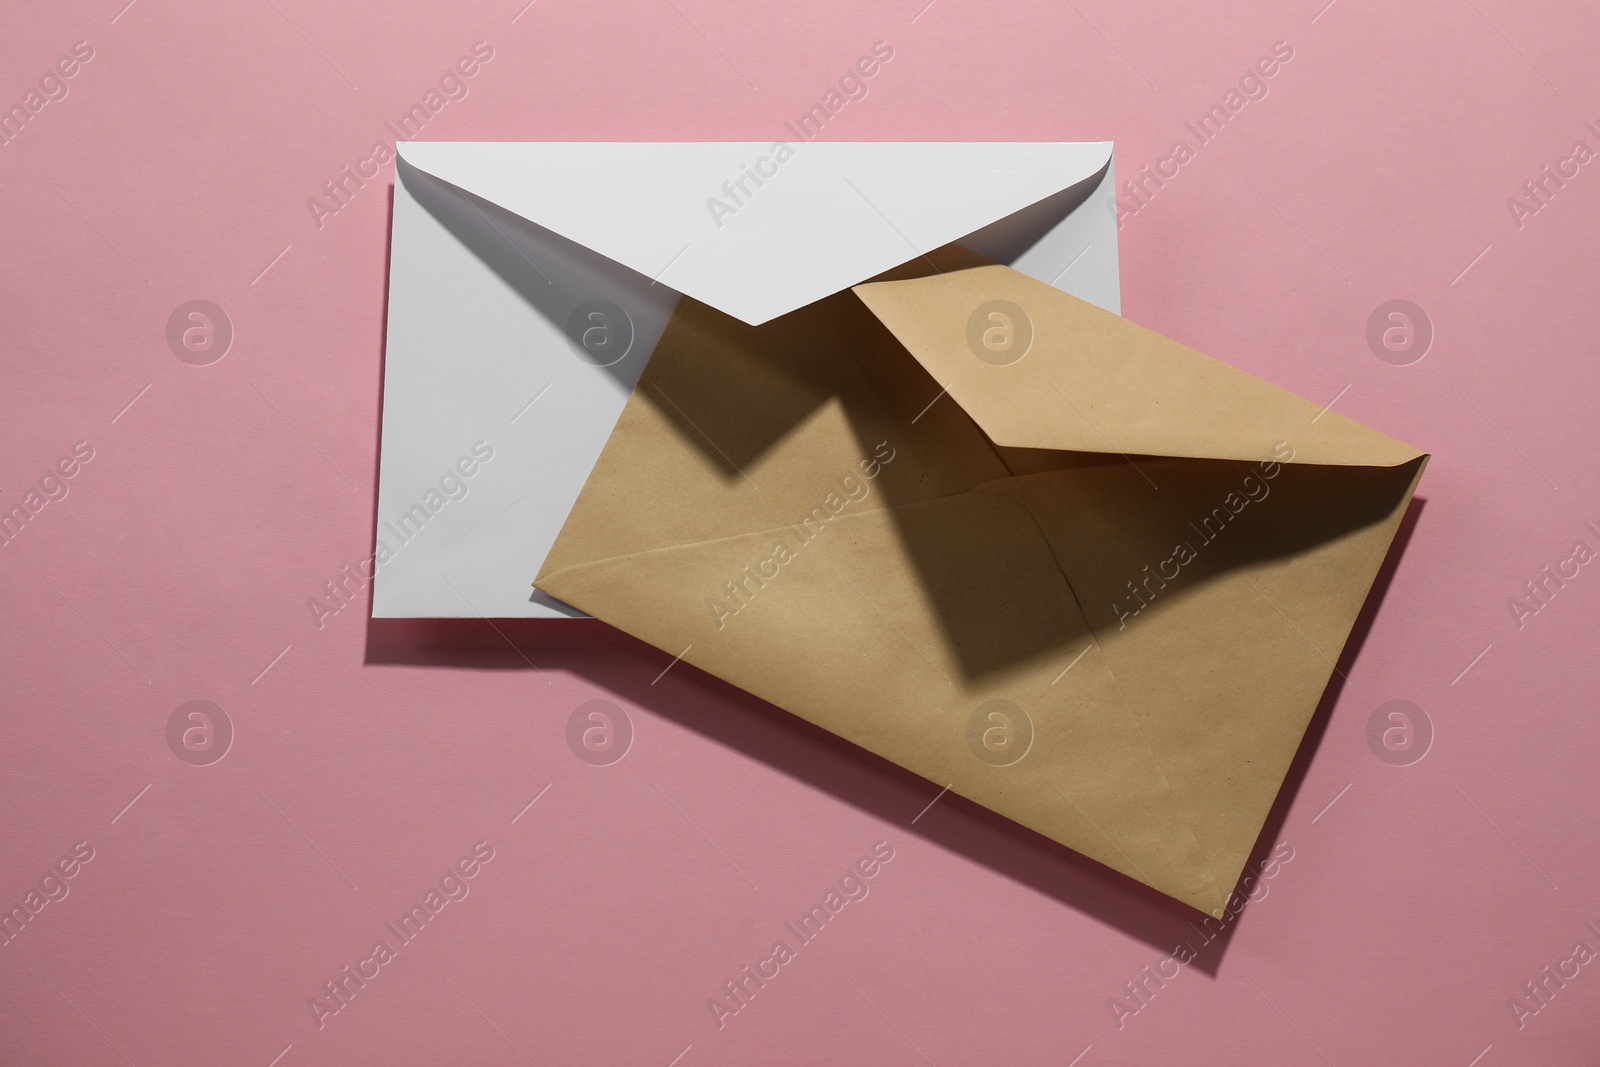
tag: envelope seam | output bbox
[968,484,1228,911]
[535,484,1055,584]
[534,479,1230,912]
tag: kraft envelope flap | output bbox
[853,264,1422,467]
[849,265,1427,890]
[536,255,1426,914]
[536,265,1226,911]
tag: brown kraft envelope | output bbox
[535,247,1426,916]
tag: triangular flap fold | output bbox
[853,264,1425,467]
[396,142,1112,325]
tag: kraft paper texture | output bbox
[536,248,1426,915]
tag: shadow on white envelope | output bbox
[373,142,1120,619]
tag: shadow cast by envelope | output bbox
[370,156,1430,951]
[626,252,1424,690]
[397,156,656,395]
[959,157,1108,267]
[366,613,1211,957]
[363,493,1423,965]
[1172,492,1426,973]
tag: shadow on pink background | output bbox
[3,0,1598,1064]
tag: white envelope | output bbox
[374,141,1122,619]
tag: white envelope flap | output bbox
[396,141,1113,326]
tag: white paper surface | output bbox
[375,142,1121,619]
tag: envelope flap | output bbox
[854,264,1425,467]
[396,141,1113,326]
[533,247,1428,915]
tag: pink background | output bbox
[3,0,1598,1063]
